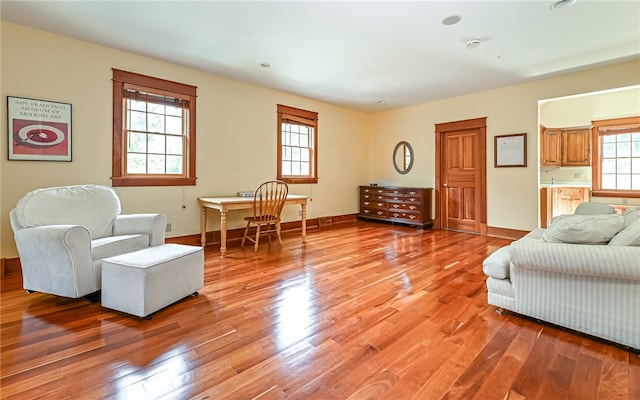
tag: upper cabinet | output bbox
[540,127,591,166]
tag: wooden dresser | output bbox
[358,185,433,229]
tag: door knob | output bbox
[443,183,448,187]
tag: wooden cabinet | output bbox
[541,129,561,166]
[540,127,591,166]
[540,186,590,227]
[359,185,433,228]
[553,187,589,215]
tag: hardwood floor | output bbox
[1,221,638,399]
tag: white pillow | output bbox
[608,219,640,246]
[542,214,625,244]
[573,202,616,215]
[622,209,640,227]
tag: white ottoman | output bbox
[101,244,204,318]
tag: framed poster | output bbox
[7,96,72,161]
[495,133,526,167]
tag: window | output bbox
[277,104,318,184]
[112,69,197,186]
[591,116,640,198]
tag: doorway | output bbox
[435,117,487,234]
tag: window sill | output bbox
[591,190,639,199]
[111,176,197,187]
[278,177,318,185]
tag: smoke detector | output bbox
[466,39,481,49]
[550,0,577,10]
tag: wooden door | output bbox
[435,118,486,234]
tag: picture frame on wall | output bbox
[495,133,527,167]
[7,96,72,161]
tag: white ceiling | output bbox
[2,1,639,113]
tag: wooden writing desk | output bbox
[197,195,308,256]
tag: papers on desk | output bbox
[236,191,254,198]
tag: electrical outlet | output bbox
[166,223,172,232]
[298,210,302,217]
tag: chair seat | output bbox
[244,215,279,223]
[91,234,150,261]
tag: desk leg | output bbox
[301,203,307,242]
[200,206,207,247]
[220,210,228,257]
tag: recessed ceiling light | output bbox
[260,62,271,68]
[550,0,576,10]
[442,15,462,26]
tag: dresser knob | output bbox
[376,211,384,215]
[409,206,416,210]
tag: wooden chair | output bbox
[241,180,289,251]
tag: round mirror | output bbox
[393,141,414,174]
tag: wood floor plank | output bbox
[1,222,638,399]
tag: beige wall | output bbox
[368,61,640,231]
[540,86,640,128]
[2,21,639,258]
[0,22,369,258]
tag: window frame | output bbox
[591,115,640,198]
[277,104,318,184]
[112,69,197,187]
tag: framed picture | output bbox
[7,96,72,161]
[495,133,526,167]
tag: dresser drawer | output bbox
[403,193,423,203]
[368,187,404,197]
[389,201,420,212]
[361,207,388,218]
[389,211,422,221]
[361,200,387,209]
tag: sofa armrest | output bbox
[113,213,167,246]
[483,246,510,279]
[509,238,640,281]
[14,225,95,297]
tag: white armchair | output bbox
[9,184,167,299]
